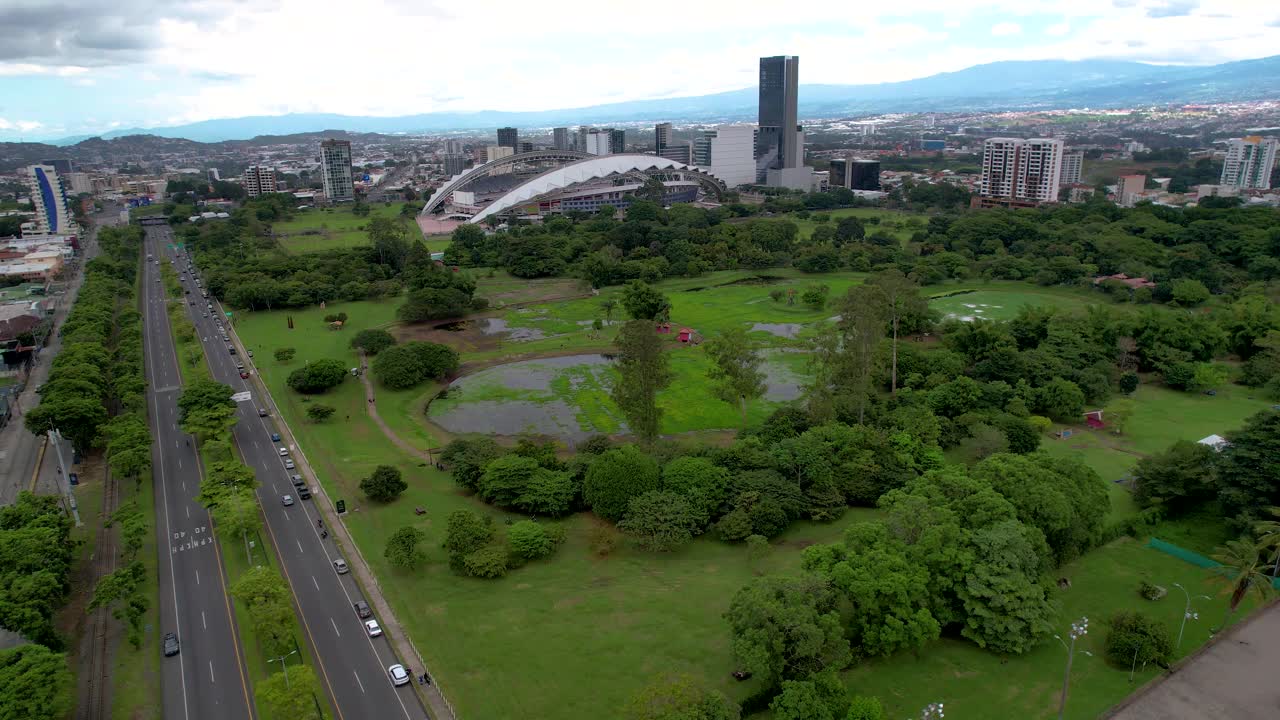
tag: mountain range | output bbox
[30,54,1280,145]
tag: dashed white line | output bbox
[330,617,341,637]
[208,661,215,684]
[185,506,189,518]
[353,671,366,694]
[311,575,319,591]
[195,570,200,586]
[201,611,206,630]
[296,539,304,554]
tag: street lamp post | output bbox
[1172,582,1211,649]
[1056,617,1092,720]
[268,649,299,687]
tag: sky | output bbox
[1,0,1279,142]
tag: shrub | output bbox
[619,491,700,552]
[462,545,510,579]
[444,509,493,570]
[800,284,829,310]
[583,445,660,522]
[441,437,502,491]
[350,328,396,354]
[286,358,347,394]
[1104,611,1173,669]
[306,403,335,422]
[372,341,459,390]
[507,521,554,561]
[274,347,296,363]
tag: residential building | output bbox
[24,165,74,236]
[1219,136,1279,190]
[443,155,468,176]
[319,139,355,202]
[39,159,73,175]
[693,124,756,187]
[481,145,515,173]
[976,137,1064,207]
[242,165,277,198]
[829,158,881,191]
[1060,151,1084,186]
[1118,174,1146,207]
[655,122,672,154]
[519,141,534,154]
[552,127,570,151]
[444,138,465,155]
[658,141,693,165]
[577,126,591,154]
[756,55,801,184]
[64,172,94,196]
[583,130,612,156]
[497,127,518,151]
[207,168,221,182]
[609,128,625,154]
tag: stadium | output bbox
[418,151,726,225]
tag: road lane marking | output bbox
[195,570,199,585]
[202,611,206,630]
[330,618,341,637]
[177,458,182,470]
[297,539,304,554]
[353,671,365,694]
[185,506,189,518]
[208,661,215,684]
[312,575,319,591]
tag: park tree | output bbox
[367,216,410,270]
[1207,538,1275,629]
[384,526,427,570]
[286,358,347,393]
[610,320,673,445]
[584,445,661,522]
[178,381,236,423]
[360,465,407,502]
[867,269,931,393]
[1104,612,1172,670]
[23,396,108,453]
[306,403,336,422]
[725,574,850,687]
[103,412,152,482]
[845,696,886,720]
[397,286,473,322]
[1033,377,1086,422]
[621,280,670,320]
[600,298,618,325]
[800,284,830,310]
[441,437,503,491]
[88,560,149,648]
[623,673,740,720]
[350,328,397,354]
[274,347,296,363]
[461,545,510,578]
[198,460,257,507]
[507,521,555,561]
[661,456,731,529]
[834,283,889,423]
[372,341,459,389]
[1132,440,1215,514]
[477,455,541,507]
[704,328,767,428]
[956,520,1056,654]
[619,491,700,552]
[213,489,263,565]
[255,666,321,719]
[444,509,494,569]
[770,680,835,720]
[1169,278,1210,307]
[0,645,73,720]
[1214,409,1280,522]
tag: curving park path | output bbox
[357,353,438,463]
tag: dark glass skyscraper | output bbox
[497,127,518,151]
[756,55,799,181]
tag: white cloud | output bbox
[991,21,1023,35]
[0,118,44,132]
[1046,22,1072,35]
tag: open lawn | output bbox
[929,283,1115,322]
[273,202,413,254]
[788,208,926,243]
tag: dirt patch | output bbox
[393,321,502,354]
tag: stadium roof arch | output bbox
[468,154,726,224]
[420,149,592,216]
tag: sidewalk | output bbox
[227,320,457,720]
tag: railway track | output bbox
[79,468,118,720]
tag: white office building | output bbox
[979,137,1064,204]
[319,139,355,202]
[1060,150,1084,187]
[1220,136,1278,190]
[242,165,277,198]
[693,125,757,187]
[583,129,613,156]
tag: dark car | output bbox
[163,632,180,657]
[239,371,249,379]
[271,433,281,442]
[354,601,372,619]
[298,486,312,500]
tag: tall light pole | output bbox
[1056,616,1092,720]
[1172,582,1211,649]
[268,649,299,687]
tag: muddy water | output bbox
[750,322,804,339]
[433,317,547,341]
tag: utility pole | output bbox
[50,429,82,527]
[268,649,299,687]
[1173,582,1211,649]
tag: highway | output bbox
[162,230,428,719]
[141,224,256,720]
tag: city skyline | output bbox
[3,0,1280,141]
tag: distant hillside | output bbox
[29,54,1279,144]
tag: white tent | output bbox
[1197,434,1229,451]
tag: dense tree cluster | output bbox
[440,508,565,579]
[0,493,76,650]
[370,341,459,389]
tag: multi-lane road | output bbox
[141,225,256,719]
[143,224,428,719]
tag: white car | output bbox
[387,664,409,686]
[284,459,295,470]
[365,620,383,637]
[278,447,289,456]
[281,494,295,506]
[333,558,349,574]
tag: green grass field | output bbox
[272,203,414,254]
[789,208,926,243]
[231,274,1274,719]
[929,284,1107,322]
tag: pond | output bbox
[428,351,808,441]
